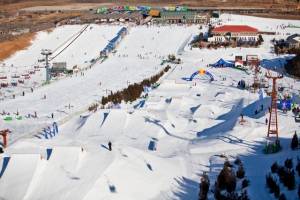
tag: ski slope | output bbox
[1,14,300,200]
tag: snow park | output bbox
[1,6,300,200]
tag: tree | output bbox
[279,193,287,200]
[236,165,245,179]
[199,172,210,200]
[284,158,293,169]
[271,162,279,173]
[291,132,299,150]
[242,179,250,189]
[258,34,264,43]
[296,159,300,176]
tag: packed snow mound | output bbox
[3,24,122,69]
[82,147,184,200]
[0,154,43,200]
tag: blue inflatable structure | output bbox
[182,69,214,81]
[100,27,127,56]
[278,99,292,110]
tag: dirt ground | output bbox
[0,32,36,61]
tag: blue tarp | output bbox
[148,140,156,151]
[46,148,53,160]
[101,112,109,127]
[0,157,10,177]
[134,100,146,109]
[212,59,234,67]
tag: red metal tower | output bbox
[0,129,10,148]
[265,72,283,139]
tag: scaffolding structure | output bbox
[266,72,283,139]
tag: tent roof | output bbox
[212,58,234,67]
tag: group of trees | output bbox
[199,157,250,200]
[285,51,300,78]
[266,158,300,199]
[214,159,250,200]
[100,65,170,106]
[273,38,300,55]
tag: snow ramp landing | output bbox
[48,146,83,173]
[0,154,42,200]
[83,147,184,200]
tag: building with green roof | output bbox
[156,11,209,24]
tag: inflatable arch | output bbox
[182,69,214,81]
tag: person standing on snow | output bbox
[108,141,112,151]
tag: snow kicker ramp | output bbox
[100,110,128,139]
[0,154,42,200]
[122,111,163,149]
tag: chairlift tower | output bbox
[265,72,283,139]
[41,49,52,82]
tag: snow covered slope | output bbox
[1,15,300,200]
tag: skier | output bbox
[108,141,112,151]
[51,113,54,119]
[265,118,268,125]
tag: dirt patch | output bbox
[0,32,36,61]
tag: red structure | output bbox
[266,72,283,139]
[0,129,10,148]
[246,55,260,92]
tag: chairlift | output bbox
[11,74,20,79]
[11,80,17,87]
[0,75,7,80]
[295,115,300,123]
[0,82,9,88]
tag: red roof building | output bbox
[212,25,258,34]
[209,25,259,42]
